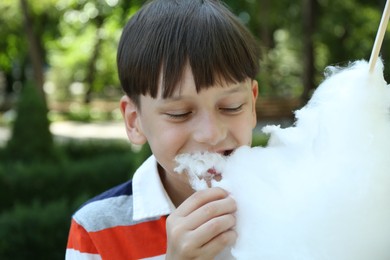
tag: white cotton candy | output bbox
[175,152,226,190]
[174,60,390,260]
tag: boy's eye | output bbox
[165,111,192,119]
[220,104,244,113]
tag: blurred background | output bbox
[0,0,389,258]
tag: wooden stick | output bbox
[369,0,390,72]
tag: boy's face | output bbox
[121,65,258,189]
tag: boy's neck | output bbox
[158,164,195,208]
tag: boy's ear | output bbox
[120,96,147,145]
[251,80,259,127]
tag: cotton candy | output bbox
[175,60,390,259]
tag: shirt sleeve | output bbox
[65,219,102,260]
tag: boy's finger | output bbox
[193,213,236,243]
[173,187,230,217]
[185,195,236,230]
[195,217,237,258]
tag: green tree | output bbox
[48,0,143,103]
[6,82,59,163]
[2,0,389,113]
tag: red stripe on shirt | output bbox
[90,216,167,259]
[67,216,168,259]
[67,219,99,254]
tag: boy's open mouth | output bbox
[223,150,233,156]
[174,150,230,189]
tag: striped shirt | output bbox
[66,155,176,260]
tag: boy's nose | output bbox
[193,113,227,146]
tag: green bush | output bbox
[252,132,269,147]
[0,143,151,211]
[61,139,135,160]
[0,199,78,260]
[0,140,152,259]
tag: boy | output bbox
[66,0,259,259]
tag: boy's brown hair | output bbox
[117,0,260,107]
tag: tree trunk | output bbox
[84,16,104,104]
[257,0,273,49]
[20,0,46,102]
[301,0,317,102]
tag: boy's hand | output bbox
[165,187,237,260]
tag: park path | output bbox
[0,121,128,147]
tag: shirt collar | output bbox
[132,155,176,221]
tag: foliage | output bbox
[0,140,151,259]
[252,132,269,147]
[224,0,389,95]
[5,83,60,163]
[1,0,389,103]
[0,141,151,210]
[50,101,122,122]
[0,0,63,87]
[0,0,25,73]
[0,200,73,260]
[258,29,303,97]
[46,0,142,101]
[61,139,142,160]
[316,0,381,64]
[222,0,305,97]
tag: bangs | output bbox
[117,0,259,105]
